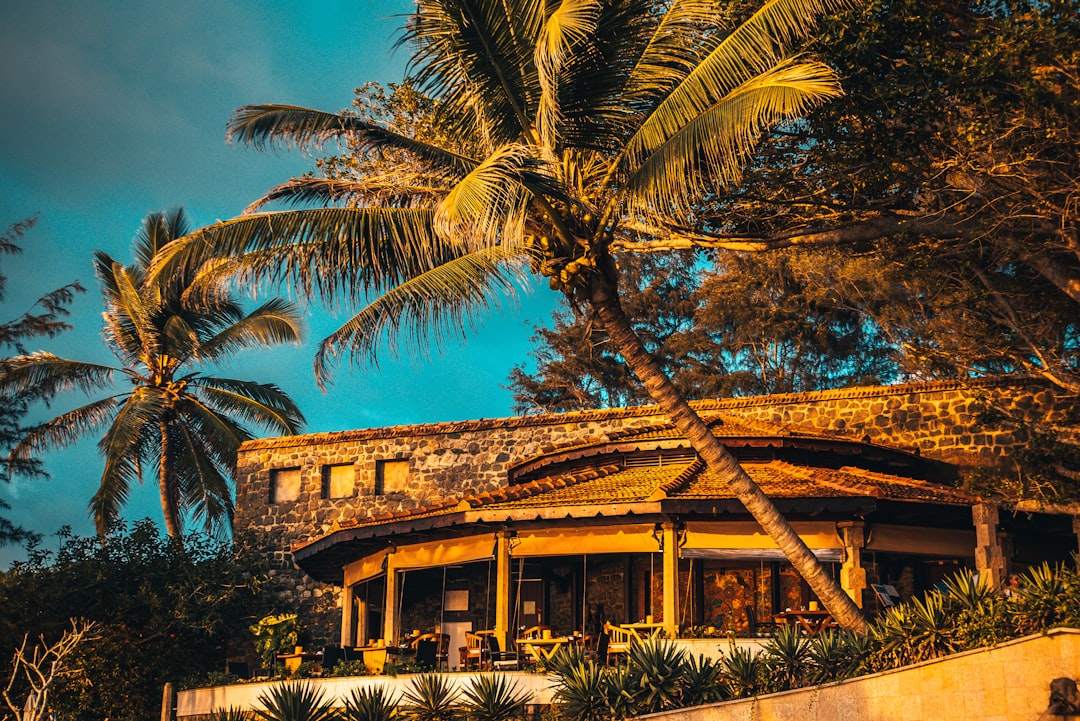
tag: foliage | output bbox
[0,208,305,539]
[0,520,274,721]
[400,672,460,721]
[552,660,610,721]
[625,640,687,714]
[758,625,811,692]
[254,681,337,721]
[717,643,762,699]
[678,654,726,707]
[251,614,304,674]
[342,686,400,721]
[2,619,98,721]
[212,708,254,721]
[0,216,83,547]
[459,674,530,721]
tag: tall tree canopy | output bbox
[158,0,870,629]
[0,217,83,547]
[0,209,305,539]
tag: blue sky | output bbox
[0,1,558,565]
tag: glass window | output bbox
[270,467,302,503]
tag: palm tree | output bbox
[158,0,867,630]
[0,209,305,539]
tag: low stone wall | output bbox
[643,628,1080,721]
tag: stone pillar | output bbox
[340,584,355,647]
[973,503,1005,587]
[494,531,513,650]
[382,552,398,643]
[837,520,867,608]
[661,522,680,638]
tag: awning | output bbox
[681,547,844,562]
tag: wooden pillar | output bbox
[1073,516,1080,553]
[494,531,513,650]
[341,587,354,647]
[160,682,176,721]
[661,522,680,638]
[838,520,868,608]
[382,552,398,643]
[973,503,1005,587]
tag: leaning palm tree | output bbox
[0,208,305,539]
[157,0,866,630]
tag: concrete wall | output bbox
[644,628,1080,721]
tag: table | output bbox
[276,650,321,675]
[772,608,837,634]
[516,635,571,662]
[620,622,665,642]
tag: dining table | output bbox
[516,634,572,662]
[620,621,666,642]
[772,608,838,634]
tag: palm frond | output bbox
[620,59,841,218]
[196,299,303,363]
[172,420,234,538]
[90,389,167,533]
[313,246,530,383]
[406,0,542,144]
[155,208,449,306]
[8,396,119,461]
[244,173,460,214]
[0,353,117,398]
[162,314,200,367]
[192,379,305,436]
[134,208,190,273]
[227,104,478,174]
[435,143,537,248]
[534,0,602,150]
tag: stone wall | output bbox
[233,378,1072,643]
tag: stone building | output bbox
[234,378,1079,654]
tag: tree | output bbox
[0,217,84,547]
[0,521,274,721]
[158,0,869,630]
[0,209,305,539]
[510,247,900,412]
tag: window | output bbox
[374,459,410,495]
[270,467,302,504]
[322,463,355,499]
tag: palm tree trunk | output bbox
[588,275,868,633]
[158,417,181,539]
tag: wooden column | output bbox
[973,503,1005,587]
[340,585,355,647]
[382,552,398,643]
[838,520,868,608]
[661,522,680,638]
[160,682,176,721]
[494,531,513,650]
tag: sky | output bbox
[0,1,559,565]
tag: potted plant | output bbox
[251,613,304,676]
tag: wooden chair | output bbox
[603,622,633,663]
[745,606,775,637]
[414,639,439,670]
[460,631,486,670]
[412,633,450,670]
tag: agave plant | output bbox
[401,673,460,721]
[459,674,531,721]
[806,629,867,684]
[759,625,810,692]
[601,664,641,721]
[906,592,957,661]
[718,643,762,699]
[212,708,253,721]
[553,660,610,721]
[342,686,399,721]
[544,644,588,678]
[254,681,338,721]
[868,604,914,670]
[626,640,687,714]
[679,654,726,707]
[1013,562,1068,634]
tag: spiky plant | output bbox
[553,660,611,721]
[459,674,531,721]
[806,629,866,684]
[254,681,338,721]
[159,0,869,632]
[679,654,726,706]
[401,673,460,721]
[342,686,400,721]
[627,640,687,714]
[718,643,762,699]
[212,708,254,721]
[759,624,810,692]
[600,664,641,721]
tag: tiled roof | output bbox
[313,455,976,545]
